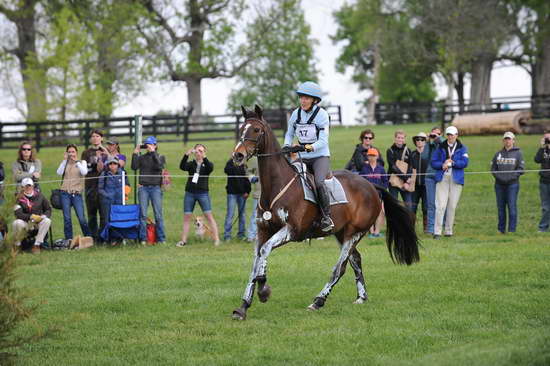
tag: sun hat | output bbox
[503,131,515,139]
[413,132,428,140]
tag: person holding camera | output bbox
[132,136,166,244]
[431,126,469,239]
[177,144,220,247]
[57,144,92,241]
[13,178,52,253]
[491,132,525,234]
[12,141,42,191]
[81,129,109,241]
[386,130,413,209]
[535,130,550,232]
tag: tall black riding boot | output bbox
[317,184,334,232]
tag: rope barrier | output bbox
[2,169,550,187]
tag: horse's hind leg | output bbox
[349,248,368,304]
[308,232,363,310]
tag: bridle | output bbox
[238,118,280,158]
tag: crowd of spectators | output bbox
[0,127,549,252]
[347,127,550,238]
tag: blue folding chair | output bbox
[100,204,142,243]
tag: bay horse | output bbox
[231,105,420,320]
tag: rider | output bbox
[283,81,334,232]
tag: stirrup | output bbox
[321,217,334,232]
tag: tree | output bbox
[0,0,48,121]
[332,0,436,122]
[227,0,318,111]
[410,0,514,109]
[137,0,271,116]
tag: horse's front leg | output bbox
[232,225,291,320]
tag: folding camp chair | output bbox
[100,204,142,243]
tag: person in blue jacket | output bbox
[431,126,469,239]
[283,81,334,232]
[98,157,129,241]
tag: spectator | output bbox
[132,136,166,245]
[534,129,550,232]
[491,132,524,234]
[12,141,42,191]
[57,144,92,241]
[360,148,387,238]
[425,127,445,234]
[345,129,384,172]
[246,157,260,243]
[177,144,220,247]
[223,158,251,241]
[386,130,413,209]
[105,138,126,169]
[0,161,4,205]
[410,132,430,232]
[13,177,51,253]
[431,126,469,239]
[98,158,129,244]
[81,129,109,242]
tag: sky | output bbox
[0,0,532,124]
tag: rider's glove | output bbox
[304,144,314,153]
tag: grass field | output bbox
[6,123,550,365]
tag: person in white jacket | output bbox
[56,144,92,240]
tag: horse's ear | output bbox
[254,104,263,119]
[241,105,248,119]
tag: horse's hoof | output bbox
[307,303,320,311]
[353,297,367,304]
[232,308,246,320]
[258,285,272,303]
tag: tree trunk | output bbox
[470,53,494,111]
[13,0,48,122]
[187,77,202,119]
[455,72,466,113]
[534,35,550,97]
[367,41,381,125]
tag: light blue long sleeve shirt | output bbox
[283,106,330,158]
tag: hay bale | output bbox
[451,110,531,135]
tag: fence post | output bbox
[84,121,90,148]
[337,105,342,125]
[183,115,189,144]
[176,115,181,137]
[0,122,3,148]
[35,124,41,152]
[234,114,241,142]
[152,115,157,137]
[440,104,447,132]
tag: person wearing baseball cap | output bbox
[431,125,469,239]
[359,148,388,238]
[98,157,130,243]
[132,136,167,244]
[13,177,52,253]
[105,137,126,169]
[491,131,524,234]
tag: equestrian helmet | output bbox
[296,81,323,101]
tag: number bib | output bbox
[296,123,318,144]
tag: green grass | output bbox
[7,124,550,365]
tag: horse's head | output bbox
[233,105,268,166]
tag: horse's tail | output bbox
[378,188,420,265]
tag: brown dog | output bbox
[194,215,216,241]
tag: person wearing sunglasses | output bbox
[410,132,430,232]
[345,129,384,172]
[12,141,42,191]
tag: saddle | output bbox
[290,161,348,206]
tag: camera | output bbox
[545,138,550,145]
[140,144,147,149]
[429,134,437,138]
